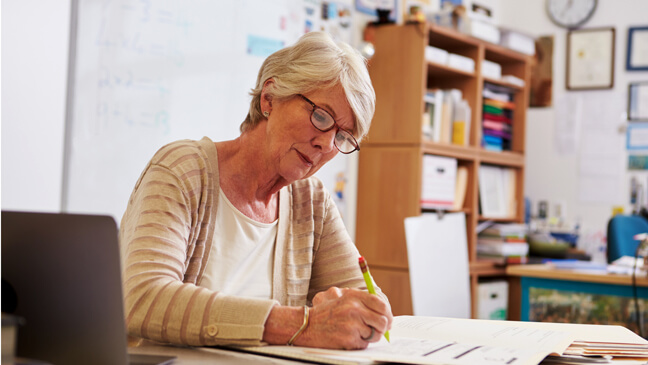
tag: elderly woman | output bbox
[119,31,392,350]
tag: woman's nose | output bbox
[312,128,337,153]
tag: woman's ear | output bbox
[260,79,274,113]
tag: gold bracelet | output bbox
[287,305,309,346]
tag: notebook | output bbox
[1,211,175,365]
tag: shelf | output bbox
[421,207,473,215]
[484,42,531,63]
[418,142,524,167]
[470,260,507,276]
[478,149,524,167]
[483,77,524,91]
[428,62,475,79]
[421,141,477,160]
[427,23,481,50]
[478,216,521,222]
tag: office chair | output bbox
[606,214,648,263]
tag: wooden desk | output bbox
[507,264,648,334]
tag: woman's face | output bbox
[264,84,355,183]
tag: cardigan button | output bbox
[206,325,218,337]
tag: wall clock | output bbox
[546,0,598,29]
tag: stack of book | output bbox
[477,223,529,264]
[482,83,514,152]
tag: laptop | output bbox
[1,211,175,365]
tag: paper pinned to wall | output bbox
[577,91,625,203]
[553,94,582,155]
[404,212,470,318]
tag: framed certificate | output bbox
[629,82,648,121]
[626,26,648,71]
[566,27,615,90]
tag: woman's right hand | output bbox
[297,287,393,349]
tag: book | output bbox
[453,166,468,210]
[421,102,433,139]
[423,89,444,142]
[439,91,454,143]
[452,99,471,146]
[482,83,515,151]
[229,316,648,365]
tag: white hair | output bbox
[241,31,375,141]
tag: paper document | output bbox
[229,316,648,365]
[362,316,573,365]
[232,316,580,365]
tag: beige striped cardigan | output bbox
[119,137,386,347]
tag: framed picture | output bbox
[629,82,648,121]
[566,27,615,90]
[626,26,648,71]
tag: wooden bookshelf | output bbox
[355,22,532,318]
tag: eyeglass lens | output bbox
[310,105,358,154]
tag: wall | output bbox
[5,0,646,246]
[1,1,362,237]
[498,0,648,258]
[1,0,71,212]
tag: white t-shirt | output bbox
[199,188,277,299]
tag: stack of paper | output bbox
[477,223,529,264]
[564,340,648,358]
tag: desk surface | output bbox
[129,343,305,365]
[506,264,648,287]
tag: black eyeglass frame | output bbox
[298,94,360,154]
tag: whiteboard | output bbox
[64,0,356,222]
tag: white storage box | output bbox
[482,59,502,80]
[467,19,500,44]
[501,29,535,56]
[478,281,508,320]
[447,53,475,73]
[425,45,449,65]
[501,75,526,87]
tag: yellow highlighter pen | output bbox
[358,256,390,342]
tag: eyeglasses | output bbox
[298,94,360,154]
